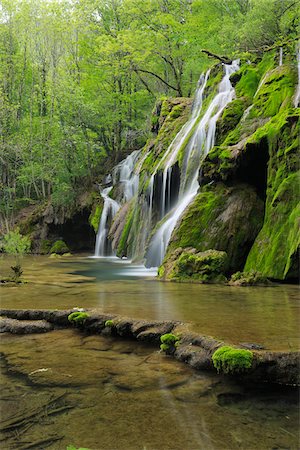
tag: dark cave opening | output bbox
[48,208,95,253]
[234,137,269,201]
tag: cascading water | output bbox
[94,150,141,257]
[113,150,140,202]
[145,60,240,268]
[94,187,120,257]
[157,71,210,219]
[294,44,300,108]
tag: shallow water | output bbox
[0,255,299,351]
[0,329,299,450]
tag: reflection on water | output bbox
[0,330,299,450]
[0,255,299,350]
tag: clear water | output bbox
[0,255,299,449]
[0,330,299,450]
[0,255,299,351]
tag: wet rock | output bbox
[0,317,53,334]
[136,323,177,343]
[240,343,265,350]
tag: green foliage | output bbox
[68,312,89,325]
[50,240,69,255]
[160,343,170,352]
[212,346,253,374]
[104,320,114,327]
[2,229,31,255]
[175,250,227,283]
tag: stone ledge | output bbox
[0,308,299,387]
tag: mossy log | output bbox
[1,309,299,387]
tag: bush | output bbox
[212,346,253,374]
[50,240,69,254]
[104,320,114,327]
[2,229,31,255]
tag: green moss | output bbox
[50,240,69,254]
[229,270,268,286]
[160,334,180,354]
[212,346,253,374]
[116,205,134,257]
[164,184,264,274]
[245,112,300,280]
[105,319,114,327]
[160,333,180,345]
[160,343,170,352]
[68,312,89,325]
[172,249,227,283]
[89,205,103,233]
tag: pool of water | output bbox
[0,329,299,450]
[0,255,299,351]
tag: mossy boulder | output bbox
[160,248,227,283]
[165,183,264,273]
[50,240,69,254]
[229,270,269,286]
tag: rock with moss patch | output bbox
[160,248,227,283]
[229,270,269,286]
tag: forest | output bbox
[1,0,299,228]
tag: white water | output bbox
[145,60,240,268]
[294,45,300,108]
[279,47,283,66]
[112,150,140,202]
[94,187,120,257]
[94,151,141,257]
[148,72,211,220]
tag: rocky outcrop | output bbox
[1,308,299,387]
[160,54,299,281]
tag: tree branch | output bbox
[201,49,232,64]
[132,67,180,94]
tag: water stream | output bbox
[145,60,240,268]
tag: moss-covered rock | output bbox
[160,248,227,283]
[229,270,269,286]
[89,204,103,234]
[164,183,264,273]
[50,240,69,254]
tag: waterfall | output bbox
[158,71,210,219]
[94,150,141,257]
[145,60,240,268]
[279,47,283,66]
[294,44,300,108]
[94,187,120,257]
[112,150,140,202]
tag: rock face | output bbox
[159,53,299,282]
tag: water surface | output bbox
[0,329,299,450]
[0,255,299,351]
